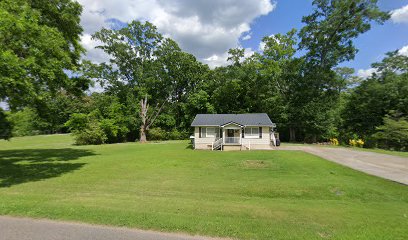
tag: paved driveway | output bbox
[278,146,408,185]
[0,216,227,240]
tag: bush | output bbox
[65,113,89,132]
[329,138,339,146]
[372,116,408,151]
[73,122,107,145]
[100,119,129,143]
[7,108,50,136]
[349,138,364,148]
[168,129,182,140]
[148,127,167,140]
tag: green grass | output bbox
[0,135,407,240]
[281,142,408,158]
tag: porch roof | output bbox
[191,113,274,127]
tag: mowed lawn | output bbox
[0,135,407,240]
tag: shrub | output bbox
[372,116,408,151]
[7,108,50,136]
[329,138,339,146]
[100,119,129,143]
[65,113,89,132]
[73,122,107,145]
[168,129,182,140]
[148,128,167,140]
[349,138,364,148]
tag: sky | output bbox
[77,0,408,78]
[2,0,408,110]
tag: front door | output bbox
[227,129,234,137]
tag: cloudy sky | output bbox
[77,0,408,76]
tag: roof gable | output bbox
[191,113,274,127]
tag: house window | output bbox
[201,127,217,138]
[244,127,260,138]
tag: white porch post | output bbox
[223,128,225,144]
[239,128,242,145]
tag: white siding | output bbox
[194,127,218,144]
[241,127,270,145]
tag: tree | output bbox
[87,21,204,142]
[372,115,408,151]
[0,0,85,109]
[295,0,389,142]
[341,52,408,142]
[259,29,302,141]
[0,109,12,140]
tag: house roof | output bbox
[191,113,274,127]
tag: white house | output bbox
[191,113,276,150]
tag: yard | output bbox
[0,134,407,240]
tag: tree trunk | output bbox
[139,96,148,143]
[289,127,296,142]
[140,125,147,143]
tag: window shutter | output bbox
[242,128,245,138]
[199,127,202,138]
[259,127,262,138]
[220,128,223,138]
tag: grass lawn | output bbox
[281,142,408,158]
[0,135,407,240]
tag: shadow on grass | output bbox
[0,148,96,187]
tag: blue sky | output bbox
[240,0,408,73]
[2,0,408,110]
[78,0,408,76]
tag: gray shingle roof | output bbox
[191,113,274,127]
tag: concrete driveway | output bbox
[278,145,408,185]
[0,216,227,240]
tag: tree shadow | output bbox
[0,148,96,187]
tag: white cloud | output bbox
[203,48,255,69]
[391,4,408,23]
[77,0,276,66]
[0,101,8,110]
[259,41,266,51]
[80,34,110,63]
[357,68,377,79]
[242,33,251,41]
[399,45,408,56]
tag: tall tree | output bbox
[296,0,389,142]
[341,52,408,141]
[87,21,204,142]
[0,0,85,109]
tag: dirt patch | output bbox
[242,160,269,169]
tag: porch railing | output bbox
[224,137,240,144]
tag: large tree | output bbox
[341,51,408,141]
[295,0,389,142]
[0,0,84,108]
[87,21,205,142]
[0,0,85,139]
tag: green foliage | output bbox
[299,0,389,68]
[372,116,408,151]
[0,0,85,109]
[7,108,48,136]
[293,0,388,142]
[341,52,408,146]
[73,121,107,145]
[65,113,89,132]
[65,94,131,145]
[148,128,167,141]
[0,109,12,140]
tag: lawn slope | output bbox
[0,135,407,240]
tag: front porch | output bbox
[221,122,243,146]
